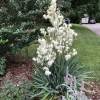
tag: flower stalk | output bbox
[33,0,77,75]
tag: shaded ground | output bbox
[0,54,33,86]
[82,23,100,35]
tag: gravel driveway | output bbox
[82,23,100,35]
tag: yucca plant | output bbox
[32,56,89,100]
[32,0,89,99]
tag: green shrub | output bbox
[0,81,33,100]
[69,10,81,23]
[0,26,40,55]
[20,42,38,58]
[95,12,100,22]
[0,57,6,75]
[0,0,50,56]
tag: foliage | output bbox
[32,57,89,100]
[0,26,38,55]
[0,57,6,75]
[0,81,33,100]
[59,0,100,23]
[98,0,100,10]
[0,0,50,25]
[57,0,72,17]
[0,0,50,56]
[71,0,98,8]
[20,42,38,58]
[71,0,99,23]
[95,12,100,22]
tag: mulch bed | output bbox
[0,54,33,86]
[85,81,100,100]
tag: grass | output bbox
[21,24,100,81]
[72,24,100,81]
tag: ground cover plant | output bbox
[0,57,6,75]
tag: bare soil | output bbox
[85,81,100,100]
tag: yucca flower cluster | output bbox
[33,0,77,76]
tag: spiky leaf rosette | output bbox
[32,57,89,100]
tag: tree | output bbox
[98,0,100,10]
[57,0,72,17]
[70,0,99,23]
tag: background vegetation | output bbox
[0,0,100,99]
[59,0,100,23]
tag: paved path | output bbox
[82,23,100,35]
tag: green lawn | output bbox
[72,24,100,81]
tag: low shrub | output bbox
[0,57,6,76]
[0,81,33,100]
[0,0,50,56]
[0,26,40,56]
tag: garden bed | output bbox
[85,81,100,100]
[0,54,100,100]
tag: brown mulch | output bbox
[0,54,33,86]
[85,81,100,100]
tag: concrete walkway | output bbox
[82,23,100,35]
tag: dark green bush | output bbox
[59,0,99,23]
[95,12,100,22]
[0,26,40,55]
[69,10,81,23]
[0,57,6,75]
[0,0,50,56]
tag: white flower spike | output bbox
[33,0,77,74]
